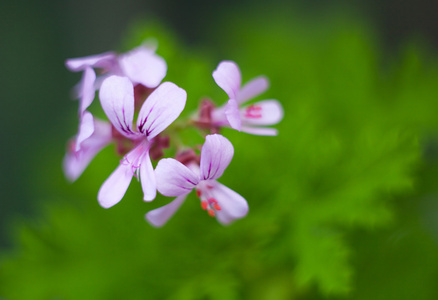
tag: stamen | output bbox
[197,186,221,218]
[201,201,208,210]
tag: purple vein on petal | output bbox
[206,162,212,179]
[186,178,197,185]
[210,154,222,179]
[176,184,193,191]
[145,104,159,136]
[138,104,156,135]
[121,108,132,133]
[115,114,130,135]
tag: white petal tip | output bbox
[98,201,115,209]
[143,196,155,202]
[97,191,121,209]
[145,213,165,228]
[64,174,78,183]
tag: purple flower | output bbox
[97,75,186,208]
[64,45,167,181]
[66,44,167,92]
[146,134,248,227]
[211,61,284,135]
[65,52,118,73]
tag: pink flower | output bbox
[146,134,248,227]
[65,44,167,92]
[211,61,284,135]
[64,45,167,179]
[97,75,186,208]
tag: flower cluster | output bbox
[63,43,283,227]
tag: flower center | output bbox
[122,140,150,177]
[196,183,222,217]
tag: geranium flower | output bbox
[65,45,167,174]
[97,75,186,208]
[146,134,248,227]
[66,44,167,92]
[211,60,284,135]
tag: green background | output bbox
[2,1,438,299]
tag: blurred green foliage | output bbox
[2,8,438,300]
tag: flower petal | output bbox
[140,151,157,201]
[98,163,134,208]
[155,158,199,197]
[210,181,248,225]
[65,52,117,72]
[99,75,138,138]
[63,118,112,181]
[79,67,97,113]
[200,134,234,180]
[237,75,269,104]
[75,111,95,152]
[241,100,284,126]
[145,194,188,227]
[119,46,167,88]
[224,99,242,131]
[212,61,241,100]
[240,126,278,136]
[136,81,186,139]
[210,105,229,127]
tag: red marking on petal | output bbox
[196,189,202,198]
[201,201,208,210]
[245,104,263,118]
[213,203,221,211]
[208,209,215,217]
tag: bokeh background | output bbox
[2,0,438,299]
